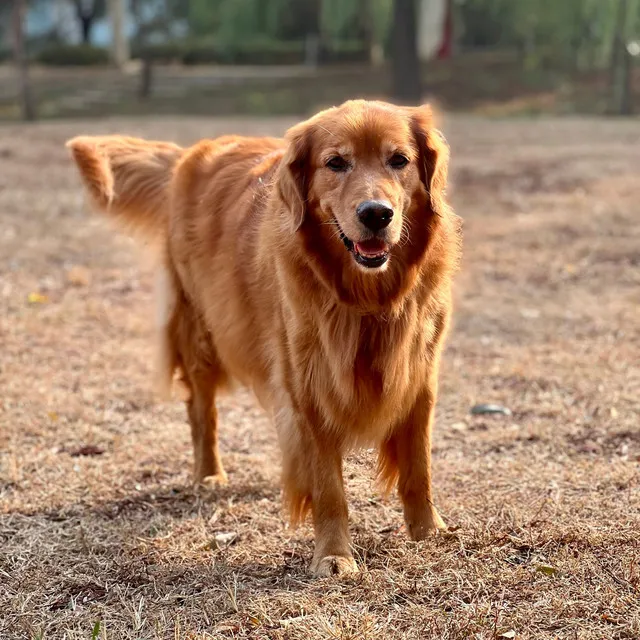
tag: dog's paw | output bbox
[196,472,228,489]
[311,555,359,578]
[406,506,447,541]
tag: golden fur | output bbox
[67,100,461,576]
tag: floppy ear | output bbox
[277,121,312,231]
[410,105,450,216]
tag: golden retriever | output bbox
[67,100,461,576]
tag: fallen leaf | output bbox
[215,623,240,633]
[280,615,307,628]
[535,563,561,576]
[577,440,600,454]
[210,531,238,549]
[69,445,105,457]
[499,631,516,639]
[66,265,92,287]
[27,292,48,304]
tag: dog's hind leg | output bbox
[183,362,227,486]
[163,270,228,485]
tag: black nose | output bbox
[356,200,394,232]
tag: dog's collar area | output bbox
[336,221,389,269]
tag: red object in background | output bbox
[437,0,453,59]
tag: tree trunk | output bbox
[80,15,92,43]
[359,0,382,65]
[108,0,129,69]
[437,0,453,59]
[12,0,36,121]
[139,56,153,100]
[392,0,421,103]
[610,0,631,114]
[300,0,322,66]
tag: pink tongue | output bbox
[355,239,388,257]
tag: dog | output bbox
[67,99,461,576]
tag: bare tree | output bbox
[72,0,106,44]
[299,0,322,67]
[108,0,129,68]
[610,0,633,115]
[359,0,384,66]
[12,0,36,121]
[391,0,421,103]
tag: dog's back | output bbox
[167,136,287,397]
[68,134,288,399]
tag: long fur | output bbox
[67,100,461,575]
[66,136,182,241]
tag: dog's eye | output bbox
[388,154,409,169]
[326,156,350,172]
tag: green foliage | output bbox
[36,44,110,66]
[187,0,223,37]
[182,38,304,65]
[91,621,101,640]
[124,0,640,72]
[131,40,189,62]
[456,0,640,72]
[132,37,369,66]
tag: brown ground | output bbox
[0,116,638,640]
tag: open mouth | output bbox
[337,226,390,269]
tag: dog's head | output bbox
[278,100,453,307]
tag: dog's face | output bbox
[278,100,449,275]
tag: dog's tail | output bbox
[66,135,183,242]
[68,135,184,397]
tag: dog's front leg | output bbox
[277,408,357,576]
[308,445,357,577]
[380,388,446,540]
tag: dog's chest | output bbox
[302,308,436,440]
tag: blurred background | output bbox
[1,0,639,121]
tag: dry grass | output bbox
[1,116,639,639]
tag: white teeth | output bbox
[356,248,387,258]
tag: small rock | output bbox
[450,421,468,432]
[471,403,512,416]
[212,531,238,549]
